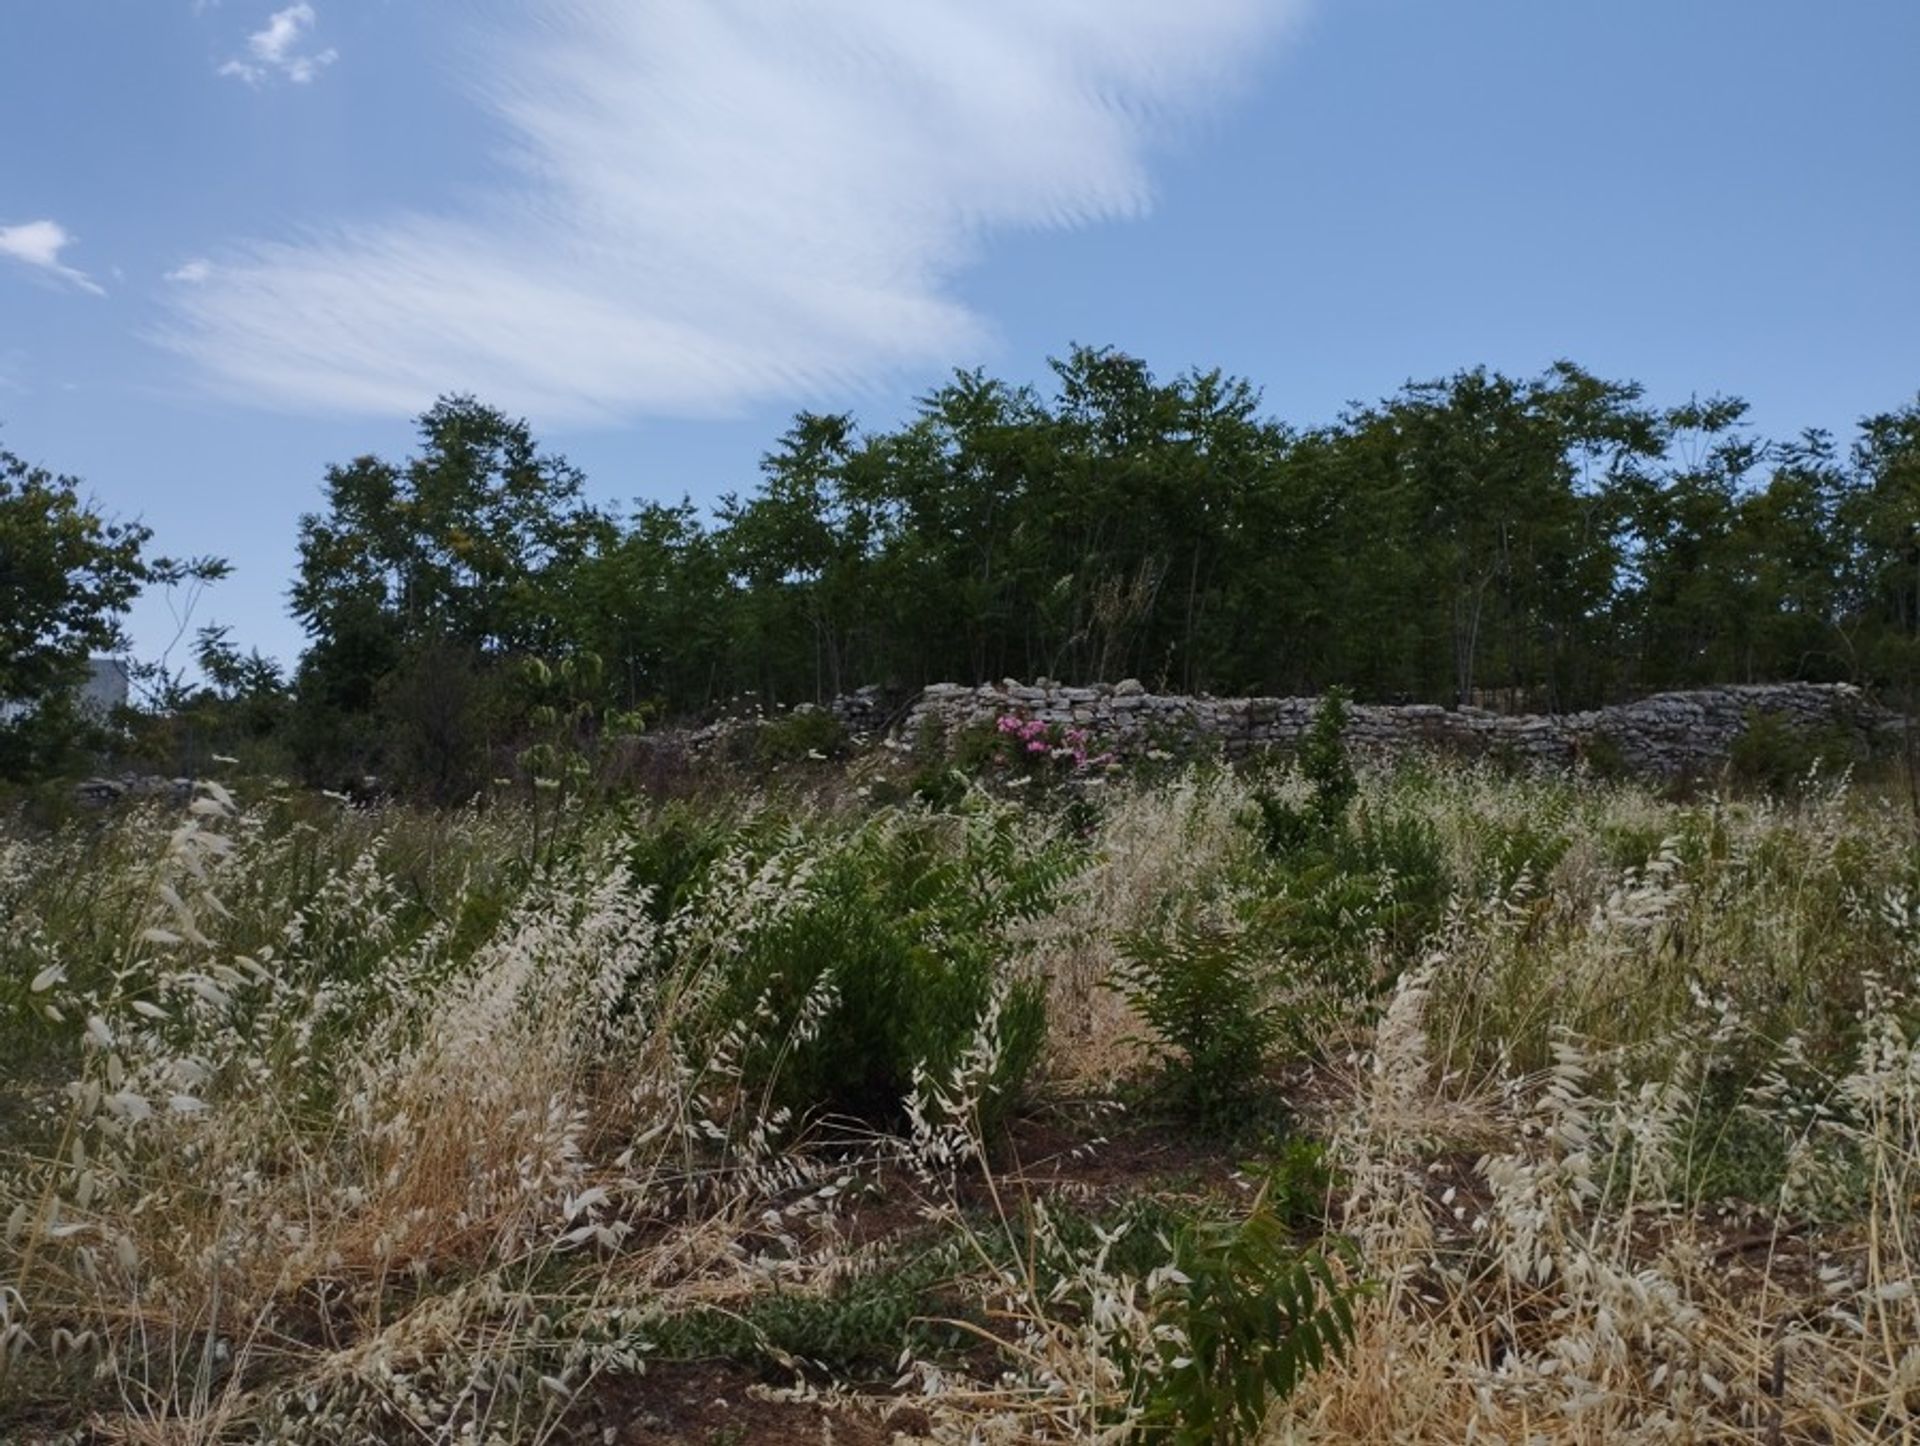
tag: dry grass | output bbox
[1024,769,1255,1085]
[2,761,1918,1442]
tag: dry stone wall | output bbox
[901,679,1897,775]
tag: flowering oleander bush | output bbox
[994,711,1118,774]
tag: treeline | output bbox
[6,346,1920,792]
[295,347,1919,716]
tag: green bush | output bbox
[1728,708,1858,793]
[653,1235,976,1374]
[1342,808,1450,956]
[906,718,998,807]
[699,807,1076,1131]
[1297,688,1357,825]
[1576,730,1629,779]
[626,801,759,923]
[1238,803,1450,1013]
[1255,1137,1339,1231]
[1115,924,1283,1131]
[1472,817,1571,897]
[1250,689,1358,855]
[752,706,850,765]
[1134,1196,1357,1445]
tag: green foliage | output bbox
[1242,768,1451,1011]
[1135,1196,1358,1445]
[1678,1091,1799,1213]
[10,359,1902,799]
[1250,691,1358,855]
[11,751,1920,1439]
[264,368,1920,787]
[653,1236,975,1374]
[117,625,297,778]
[626,802,755,923]
[1297,688,1357,827]
[750,706,849,765]
[0,447,226,779]
[1727,707,1859,793]
[1253,1137,1338,1230]
[1577,730,1629,780]
[0,448,150,712]
[514,651,648,808]
[1346,809,1451,945]
[903,721,1002,808]
[695,807,1078,1130]
[1473,816,1571,897]
[1115,924,1283,1131]
[373,636,505,802]
[69,362,1917,804]
[290,396,607,659]
[285,396,610,788]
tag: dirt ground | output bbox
[572,1360,925,1445]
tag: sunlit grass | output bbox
[1,761,1916,1441]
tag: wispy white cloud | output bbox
[166,0,1301,422]
[166,258,214,284]
[220,3,337,86]
[0,219,105,296]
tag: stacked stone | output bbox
[827,684,892,737]
[73,775,197,807]
[902,679,1894,776]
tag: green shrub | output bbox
[903,718,999,807]
[1250,689,1358,855]
[1134,1196,1357,1445]
[1253,1136,1338,1231]
[1342,808,1450,955]
[1472,817,1571,897]
[1728,708,1858,793]
[653,1236,976,1374]
[1237,804,1450,1014]
[1577,730,1629,780]
[1297,688,1357,826]
[1248,791,1316,858]
[1115,924,1283,1131]
[625,800,766,923]
[700,807,1076,1131]
[753,706,850,765]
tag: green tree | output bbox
[0,446,152,709]
[272,354,1920,757]
[569,499,733,711]
[0,444,223,776]
[1842,396,1920,686]
[292,396,608,656]
[288,396,610,782]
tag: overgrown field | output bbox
[4,749,1920,1443]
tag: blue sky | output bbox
[3,0,1916,669]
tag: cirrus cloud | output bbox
[164,0,1302,422]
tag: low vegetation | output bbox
[5,717,1920,1443]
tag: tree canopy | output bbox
[0,447,152,709]
[20,350,1920,793]
[278,353,1920,780]
[0,445,230,776]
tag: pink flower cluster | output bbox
[995,713,1116,772]
[997,713,1055,756]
